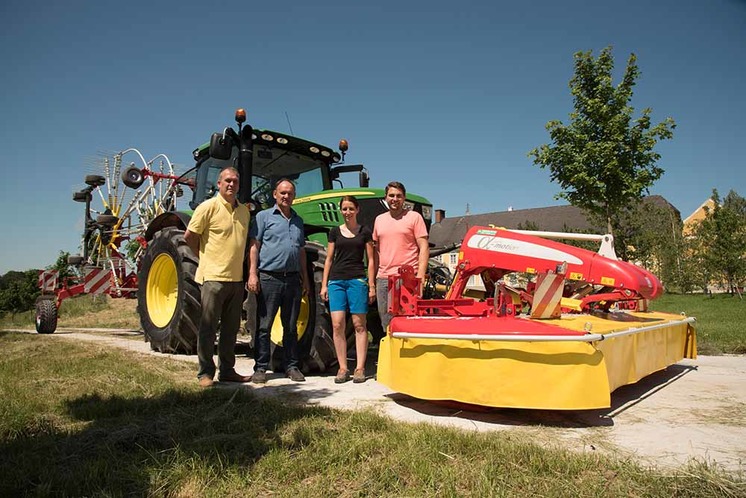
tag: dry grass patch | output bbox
[58,295,140,329]
[691,401,746,427]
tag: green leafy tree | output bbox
[609,199,683,276]
[516,220,541,231]
[50,250,72,281]
[529,46,676,235]
[677,235,710,294]
[0,270,40,313]
[695,189,746,294]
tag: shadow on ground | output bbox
[0,387,332,496]
[384,363,697,428]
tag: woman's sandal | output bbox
[334,369,350,384]
[352,368,366,384]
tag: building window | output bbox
[449,253,457,265]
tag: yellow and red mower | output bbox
[377,226,696,410]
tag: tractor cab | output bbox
[188,109,366,217]
[190,133,341,212]
[184,109,432,244]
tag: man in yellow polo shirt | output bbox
[185,166,252,387]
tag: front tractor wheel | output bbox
[137,227,201,353]
[300,266,337,371]
[35,299,58,334]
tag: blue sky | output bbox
[1,0,744,275]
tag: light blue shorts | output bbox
[328,278,369,314]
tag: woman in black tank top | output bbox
[320,196,376,383]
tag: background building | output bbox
[428,195,682,288]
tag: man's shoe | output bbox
[252,369,267,384]
[286,367,306,382]
[334,369,350,384]
[218,371,252,383]
[353,368,366,384]
[198,376,214,388]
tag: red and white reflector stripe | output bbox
[84,267,112,295]
[38,270,58,293]
[531,272,564,319]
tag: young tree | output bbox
[50,250,72,281]
[529,46,676,235]
[606,199,683,274]
[679,234,711,294]
[695,189,746,294]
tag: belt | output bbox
[260,270,299,277]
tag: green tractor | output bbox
[135,109,433,372]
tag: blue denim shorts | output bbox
[328,278,369,314]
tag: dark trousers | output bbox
[197,281,243,379]
[254,272,302,372]
[376,277,392,332]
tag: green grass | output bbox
[2,292,746,355]
[1,332,743,497]
[0,294,107,328]
[651,293,746,355]
[0,307,36,328]
[0,294,140,330]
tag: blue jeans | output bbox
[197,281,243,379]
[254,272,302,372]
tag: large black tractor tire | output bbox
[35,298,58,334]
[137,227,201,353]
[367,310,385,345]
[299,264,337,372]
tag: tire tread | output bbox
[138,227,201,353]
[35,299,58,334]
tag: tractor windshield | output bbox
[191,139,332,210]
[250,142,328,207]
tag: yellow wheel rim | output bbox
[147,253,178,327]
[270,293,310,345]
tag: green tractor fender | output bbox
[143,211,193,242]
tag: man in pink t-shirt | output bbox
[372,181,429,332]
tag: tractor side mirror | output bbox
[210,132,233,160]
[331,164,368,186]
